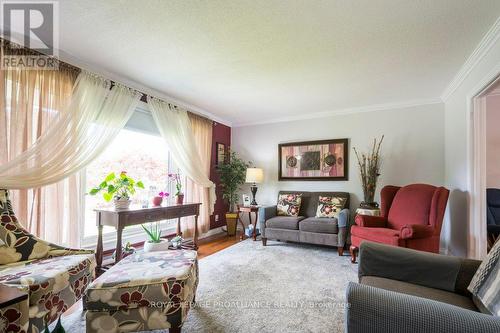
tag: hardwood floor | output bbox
[64,231,241,317]
[197,231,242,259]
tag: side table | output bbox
[237,205,260,241]
[0,284,29,332]
[355,208,381,216]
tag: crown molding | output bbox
[441,16,500,102]
[232,98,442,127]
[0,31,234,126]
[56,50,233,127]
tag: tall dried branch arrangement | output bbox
[353,136,384,206]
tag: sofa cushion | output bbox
[276,191,350,217]
[306,192,350,217]
[315,196,347,218]
[84,250,198,312]
[266,216,305,230]
[351,226,402,247]
[361,276,478,312]
[299,217,338,234]
[277,193,302,217]
[0,254,95,308]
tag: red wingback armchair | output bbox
[350,184,449,263]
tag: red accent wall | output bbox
[210,121,231,229]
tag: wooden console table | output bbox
[94,203,201,272]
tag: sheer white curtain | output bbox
[0,61,81,244]
[184,113,213,237]
[148,97,216,228]
[0,71,141,189]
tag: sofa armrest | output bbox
[345,282,500,333]
[455,258,483,296]
[337,208,350,228]
[355,214,386,227]
[259,205,277,237]
[400,224,435,239]
[336,208,350,247]
[358,242,462,292]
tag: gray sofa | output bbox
[345,242,500,333]
[258,191,350,255]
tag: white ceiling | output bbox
[57,0,500,126]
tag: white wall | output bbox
[443,30,500,257]
[232,103,445,229]
[486,93,500,188]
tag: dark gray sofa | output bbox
[345,242,500,333]
[258,191,350,255]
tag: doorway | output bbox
[470,75,500,258]
[485,82,500,251]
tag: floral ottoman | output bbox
[83,250,198,333]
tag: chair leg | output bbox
[262,237,267,246]
[349,246,358,263]
[337,246,344,256]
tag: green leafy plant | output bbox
[171,235,183,248]
[217,151,250,212]
[141,222,162,243]
[44,317,65,333]
[89,171,144,201]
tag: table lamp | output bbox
[245,168,264,206]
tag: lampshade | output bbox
[245,168,264,183]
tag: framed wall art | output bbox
[216,142,226,166]
[278,139,348,181]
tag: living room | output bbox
[0,1,500,333]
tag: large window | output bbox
[83,127,183,247]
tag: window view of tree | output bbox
[84,129,180,238]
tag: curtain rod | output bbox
[0,37,213,122]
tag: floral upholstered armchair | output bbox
[0,189,96,333]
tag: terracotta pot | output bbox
[152,196,163,206]
[225,212,238,236]
[176,194,184,205]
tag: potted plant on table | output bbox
[152,191,169,206]
[170,235,183,249]
[141,222,169,252]
[169,172,184,204]
[89,171,144,210]
[217,151,250,236]
[353,135,384,209]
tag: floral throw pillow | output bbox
[315,196,347,218]
[277,194,302,217]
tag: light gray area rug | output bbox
[58,239,358,333]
